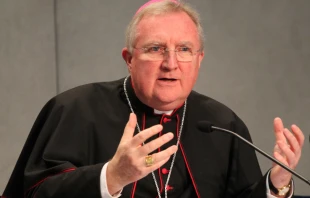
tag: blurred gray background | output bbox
[0,0,309,195]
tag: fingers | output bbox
[139,132,174,156]
[273,117,286,142]
[130,124,163,147]
[291,124,305,147]
[272,119,305,171]
[283,128,300,156]
[153,145,178,162]
[145,145,178,170]
[148,156,171,172]
[121,113,138,142]
[273,150,289,167]
[277,141,295,166]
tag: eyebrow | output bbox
[141,40,195,48]
[176,41,194,47]
[142,41,166,47]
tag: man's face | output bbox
[123,11,204,111]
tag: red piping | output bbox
[26,167,76,197]
[130,181,137,198]
[130,113,146,198]
[157,115,165,195]
[176,114,201,198]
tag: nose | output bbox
[161,50,178,70]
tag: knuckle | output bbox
[136,133,145,142]
[144,143,153,152]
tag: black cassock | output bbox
[3,77,268,198]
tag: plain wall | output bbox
[1,0,309,195]
[0,0,57,193]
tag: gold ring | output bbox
[145,155,154,167]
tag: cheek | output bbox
[131,61,158,78]
[130,60,160,90]
[181,64,200,83]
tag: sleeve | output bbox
[21,98,107,198]
[2,97,112,198]
[100,162,123,198]
[225,113,294,198]
[224,113,268,198]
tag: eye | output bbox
[145,46,164,53]
[178,47,192,52]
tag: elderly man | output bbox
[2,0,304,198]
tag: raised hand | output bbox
[106,113,178,195]
[270,117,305,189]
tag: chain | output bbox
[123,76,187,198]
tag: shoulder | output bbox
[188,90,246,130]
[188,90,235,117]
[36,78,125,118]
[51,78,124,107]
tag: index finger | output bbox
[131,124,163,147]
[273,117,286,142]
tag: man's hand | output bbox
[270,117,305,190]
[106,113,178,195]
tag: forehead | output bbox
[135,12,200,46]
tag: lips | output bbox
[158,78,177,81]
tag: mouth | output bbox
[158,78,177,82]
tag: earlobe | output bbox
[198,51,205,68]
[122,47,133,70]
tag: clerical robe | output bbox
[2,77,267,198]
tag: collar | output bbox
[154,109,173,115]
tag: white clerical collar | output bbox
[154,109,173,115]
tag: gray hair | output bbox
[125,0,205,53]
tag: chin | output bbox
[155,93,178,102]
[153,95,185,110]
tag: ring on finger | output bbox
[145,155,154,167]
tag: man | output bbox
[2,0,305,197]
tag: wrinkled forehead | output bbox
[135,0,178,14]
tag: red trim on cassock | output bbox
[26,167,76,197]
[130,113,146,198]
[176,114,201,198]
[130,181,137,198]
[157,114,165,196]
[142,113,146,131]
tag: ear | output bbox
[198,50,205,69]
[122,47,133,71]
